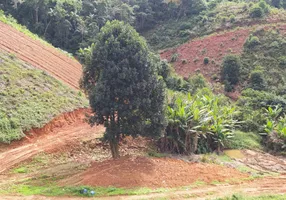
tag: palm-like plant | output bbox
[164,89,238,154]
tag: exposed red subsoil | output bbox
[0,109,105,174]
[0,22,82,89]
[63,156,248,188]
[160,23,286,82]
[160,28,250,81]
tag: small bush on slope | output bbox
[221,54,241,91]
[0,52,88,143]
[240,28,286,93]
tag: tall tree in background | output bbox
[81,20,166,158]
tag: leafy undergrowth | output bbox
[0,52,88,143]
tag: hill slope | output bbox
[160,23,286,83]
[0,17,82,89]
[0,51,88,143]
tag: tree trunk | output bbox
[191,132,198,154]
[109,139,120,159]
[217,144,222,154]
[44,20,51,38]
[35,7,39,24]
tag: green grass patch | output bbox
[0,52,88,143]
[147,151,168,158]
[0,184,170,197]
[12,167,29,174]
[226,131,262,150]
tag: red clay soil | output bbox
[160,28,250,81]
[160,23,286,81]
[0,22,82,89]
[0,109,105,174]
[64,156,248,188]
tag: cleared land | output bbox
[0,109,104,173]
[160,23,286,82]
[0,22,82,89]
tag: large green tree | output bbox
[81,20,166,158]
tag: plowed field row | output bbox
[0,22,82,89]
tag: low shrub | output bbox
[221,54,241,86]
[170,53,179,62]
[245,36,261,49]
[249,70,265,90]
[203,57,209,65]
[279,56,286,69]
[250,6,264,18]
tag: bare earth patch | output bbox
[62,156,248,188]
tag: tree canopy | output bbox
[81,20,166,158]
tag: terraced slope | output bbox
[0,21,82,89]
[0,51,88,143]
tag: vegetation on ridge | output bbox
[0,52,88,143]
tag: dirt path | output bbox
[0,109,104,174]
[0,22,82,89]
[1,176,286,199]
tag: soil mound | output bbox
[66,156,248,188]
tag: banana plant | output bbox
[165,89,238,154]
[276,115,286,139]
[264,106,282,121]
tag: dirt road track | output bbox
[0,22,82,89]
[0,109,104,174]
[1,176,286,199]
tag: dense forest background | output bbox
[3,0,285,54]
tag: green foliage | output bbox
[188,73,207,94]
[80,20,166,158]
[221,54,241,86]
[245,35,261,49]
[249,0,270,18]
[224,80,234,92]
[262,106,286,151]
[271,0,283,8]
[240,29,286,96]
[0,52,88,143]
[0,184,168,197]
[143,0,284,50]
[225,131,262,150]
[12,167,29,174]
[237,88,286,135]
[249,69,265,90]
[203,57,209,65]
[279,56,286,69]
[179,0,207,16]
[250,5,264,18]
[171,53,179,62]
[159,88,238,154]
